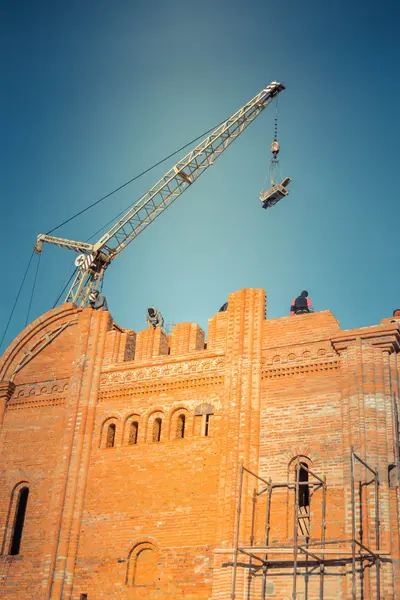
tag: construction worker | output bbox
[391,309,400,322]
[89,290,108,310]
[147,306,164,329]
[290,290,314,316]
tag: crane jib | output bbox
[35,81,286,306]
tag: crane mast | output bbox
[35,81,285,307]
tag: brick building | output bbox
[0,287,399,599]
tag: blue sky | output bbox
[1,0,400,350]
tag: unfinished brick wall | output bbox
[0,290,399,600]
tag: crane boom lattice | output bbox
[35,82,285,306]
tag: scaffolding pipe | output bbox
[320,475,326,600]
[243,466,270,485]
[292,461,300,600]
[353,452,378,475]
[261,480,272,600]
[351,449,357,600]
[359,479,367,599]
[231,465,244,600]
[230,458,382,600]
[375,469,381,600]
[247,488,257,598]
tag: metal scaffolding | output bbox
[231,448,381,600]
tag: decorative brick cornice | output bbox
[7,397,66,410]
[12,379,69,399]
[331,325,400,355]
[100,372,224,399]
[262,359,339,380]
[5,379,69,410]
[100,355,225,387]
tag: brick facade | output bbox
[0,288,399,599]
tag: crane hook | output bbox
[259,96,291,209]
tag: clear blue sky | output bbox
[1,0,400,351]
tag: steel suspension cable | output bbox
[25,253,42,327]
[52,268,78,308]
[0,251,35,351]
[46,117,228,237]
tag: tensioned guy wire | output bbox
[25,253,41,327]
[45,117,228,237]
[0,251,35,351]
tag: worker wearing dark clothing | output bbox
[391,309,400,322]
[89,291,108,310]
[290,290,313,316]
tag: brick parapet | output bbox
[213,289,265,547]
[135,326,169,360]
[170,322,205,355]
[103,329,137,365]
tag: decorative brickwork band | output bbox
[0,381,16,430]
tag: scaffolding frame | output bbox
[231,449,381,600]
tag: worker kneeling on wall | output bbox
[290,290,313,316]
[89,290,108,310]
[147,306,164,329]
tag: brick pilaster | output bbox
[335,339,397,598]
[46,308,109,600]
[211,288,265,599]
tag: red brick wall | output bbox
[0,290,399,600]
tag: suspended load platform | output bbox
[259,94,291,209]
[260,176,291,209]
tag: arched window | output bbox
[194,403,214,437]
[100,418,119,448]
[129,421,139,445]
[176,414,185,439]
[127,542,159,586]
[153,418,162,442]
[106,423,116,448]
[204,414,212,437]
[388,464,398,488]
[298,462,310,508]
[9,486,29,555]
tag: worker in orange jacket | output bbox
[290,290,314,316]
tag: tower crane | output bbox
[34,81,286,307]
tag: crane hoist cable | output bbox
[270,96,282,184]
[260,97,281,192]
[259,95,291,210]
